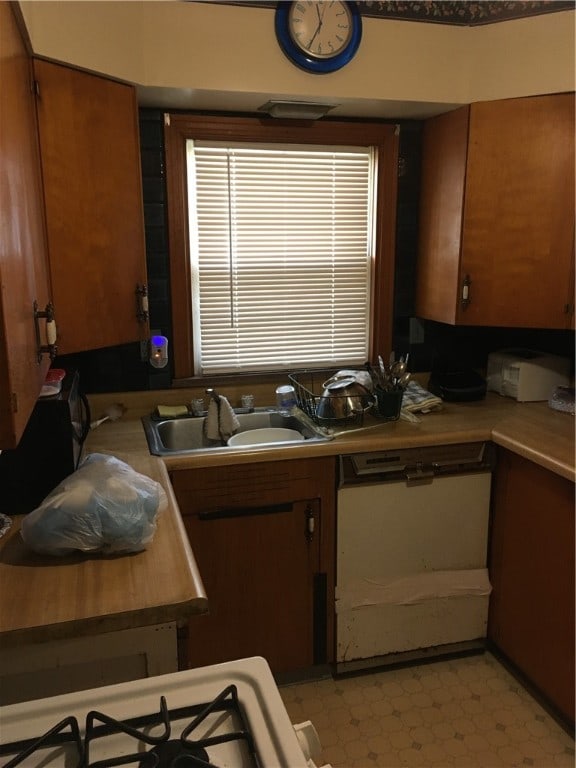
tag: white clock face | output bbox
[288,1,353,59]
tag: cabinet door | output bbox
[416,106,469,324]
[182,499,323,675]
[460,94,575,328]
[0,3,51,448]
[488,449,575,726]
[33,59,149,355]
[171,457,336,675]
[417,94,575,329]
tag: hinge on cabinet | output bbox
[164,113,171,127]
[10,392,18,413]
[563,303,573,315]
[32,79,40,98]
[305,504,315,542]
[135,284,149,323]
[460,274,472,309]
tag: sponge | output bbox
[157,404,189,418]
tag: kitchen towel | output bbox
[401,381,443,413]
[205,396,240,442]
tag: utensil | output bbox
[388,359,407,390]
[395,371,411,389]
[377,355,391,390]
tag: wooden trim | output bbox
[164,117,195,379]
[371,125,399,359]
[164,114,399,379]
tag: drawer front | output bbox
[171,457,334,514]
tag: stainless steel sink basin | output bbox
[142,407,332,456]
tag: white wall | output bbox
[19,1,575,116]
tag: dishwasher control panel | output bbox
[339,442,493,486]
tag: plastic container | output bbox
[276,384,297,414]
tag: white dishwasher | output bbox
[336,443,493,673]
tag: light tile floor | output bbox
[280,653,575,767]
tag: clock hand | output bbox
[307,19,322,50]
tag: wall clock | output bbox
[275,1,362,74]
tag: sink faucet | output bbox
[205,388,221,404]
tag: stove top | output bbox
[0,657,315,768]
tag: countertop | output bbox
[85,391,575,482]
[2,390,572,648]
[0,454,208,649]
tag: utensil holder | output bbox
[374,387,403,421]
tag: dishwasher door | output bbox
[336,471,492,670]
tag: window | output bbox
[165,116,398,381]
[188,141,375,374]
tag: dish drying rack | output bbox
[289,369,367,426]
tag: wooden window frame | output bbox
[164,114,399,382]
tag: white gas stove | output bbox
[0,656,327,767]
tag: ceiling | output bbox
[136,86,461,120]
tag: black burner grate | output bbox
[0,685,260,768]
[0,716,84,767]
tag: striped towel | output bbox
[401,381,443,413]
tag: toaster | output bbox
[486,349,570,402]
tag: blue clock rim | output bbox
[275,1,362,74]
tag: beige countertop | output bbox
[86,391,575,482]
[3,390,572,648]
[0,454,208,649]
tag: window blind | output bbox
[186,140,376,375]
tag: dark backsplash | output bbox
[56,110,574,393]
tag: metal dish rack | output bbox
[289,369,367,426]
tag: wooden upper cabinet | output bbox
[416,94,575,329]
[33,58,149,355]
[0,3,51,449]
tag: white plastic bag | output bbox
[21,453,167,556]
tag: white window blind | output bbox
[186,140,376,375]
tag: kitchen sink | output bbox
[142,407,333,456]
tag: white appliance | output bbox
[486,348,570,401]
[0,656,328,767]
[336,444,493,673]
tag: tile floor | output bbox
[280,652,574,767]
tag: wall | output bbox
[30,2,575,391]
[19,2,575,115]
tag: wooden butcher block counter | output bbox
[0,454,207,651]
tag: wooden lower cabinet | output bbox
[488,448,575,727]
[170,457,336,676]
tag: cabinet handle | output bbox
[33,300,58,362]
[135,283,149,323]
[460,274,472,309]
[198,502,293,520]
